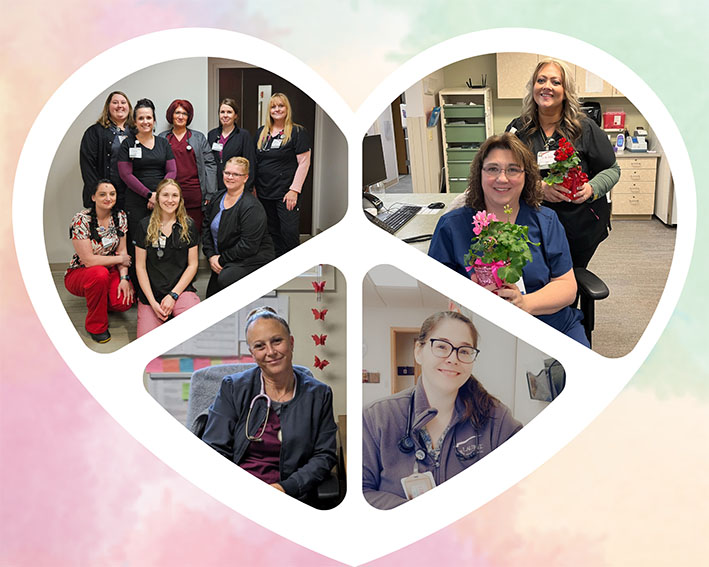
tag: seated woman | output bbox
[202,307,338,502]
[428,133,589,346]
[134,179,200,338]
[202,157,275,298]
[363,311,522,510]
[64,180,134,343]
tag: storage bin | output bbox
[443,105,486,119]
[447,148,479,162]
[449,178,469,193]
[448,161,472,178]
[445,124,486,143]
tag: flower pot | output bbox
[472,259,507,288]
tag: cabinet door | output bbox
[576,66,615,98]
[497,53,538,99]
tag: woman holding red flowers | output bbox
[506,58,620,268]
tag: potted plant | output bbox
[464,206,539,288]
[544,137,588,200]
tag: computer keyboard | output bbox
[365,205,422,234]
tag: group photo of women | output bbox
[45,57,348,349]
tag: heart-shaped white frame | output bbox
[14,28,694,566]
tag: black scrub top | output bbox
[254,125,310,200]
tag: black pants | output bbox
[260,198,300,257]
[205,262,263,298]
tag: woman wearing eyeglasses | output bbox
[202,307,338,502]
[363,311,522,510]
[428,133,589,346]
[506,59,619,268]
[202,157,275,298]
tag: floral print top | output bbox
[66,209,127,271]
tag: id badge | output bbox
[101,236,113,248]
[537,150,555,170]
[401,471,436,500]
[129,146,142,159]
[270,138,282,149]
[211,142,223,151]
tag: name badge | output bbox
[537,150,555,169]
[270,138,282,149]
[401,471,436,500]
[101,236,113,248]
[211,142,223,152]
[129,146,142,159]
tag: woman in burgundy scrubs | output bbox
[158,99,216,230]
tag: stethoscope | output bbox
[397,390,480,462]
[244,373,295,442]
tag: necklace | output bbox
[267,375,297,403]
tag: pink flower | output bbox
[472,210,497,235]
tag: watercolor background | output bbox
[2,1,708,565]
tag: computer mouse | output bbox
[428,202,445,209]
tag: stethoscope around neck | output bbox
[397,389,480,462]
[244,372,296,442]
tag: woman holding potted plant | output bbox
[428,133,588,346]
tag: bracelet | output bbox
[168,291,179,301]
[120,275,130,281]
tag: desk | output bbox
[372,193,458,253]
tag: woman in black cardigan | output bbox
[202,157,275,298]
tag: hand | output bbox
[270,483,285,493]
[494,283,530,313]
[147,192,157,210]
[283,190,299,211]
[541,181,572,203]
[570,182,594,204]
[160,294,176,317]
[150,300,169,322]
[117,280,134,305]
[209,255,223,275]
[120,254,132,268]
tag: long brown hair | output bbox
[144,179,193,245]
[519,58,584,143]
[466,133,543,210]
[256,93,300,150]
[97,91,135,129]
[415,311,498,430]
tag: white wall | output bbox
[44,58,209,264]
[313,107,348,233]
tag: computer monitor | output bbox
[362,134,387,189]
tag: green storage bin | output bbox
[447,148,479,162]
[445,124,486,143]
[448,160,472,178]
[449,178,469,193]
[443,105,485,119]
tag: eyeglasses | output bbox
[482,165,524,179]
[429,338,480,363]
[224,172,248,178]
[173,110,189,116]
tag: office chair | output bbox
[186,363,343,509]
[574,267,609,348]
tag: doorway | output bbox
[218,67,315,236]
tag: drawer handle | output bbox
[631,161,642,167]
[631,186,640,193]
[631,174,641,180]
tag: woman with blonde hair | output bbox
[202,156,274,297]
[506,58,619,268]
[254,93,311,257]
[134,178,200,337]
[79,90,135,209]
[363,310,522,509]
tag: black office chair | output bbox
[186,363,343,509]
[574,267,609,348]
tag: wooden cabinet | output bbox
[611,154,659,217]
[390,327,420,394]
[438,87,494,193]
[496,53,622,99]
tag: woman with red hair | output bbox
[159,99,216,229]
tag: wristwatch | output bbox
[120,275,131,281]
[168,291,179,301]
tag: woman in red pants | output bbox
[64,180,135,343]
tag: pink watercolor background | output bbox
[3,1,709,566]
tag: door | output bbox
[218,68,315,235]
